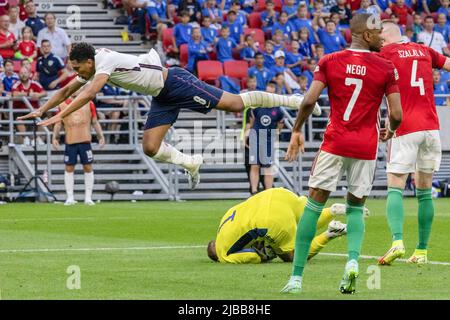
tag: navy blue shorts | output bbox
[248,129,275,168]
[64,142,93,166]
[144,67,224,129]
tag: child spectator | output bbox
[260,0,278,34]
[314,19,346,54]
[216,25,237,62]
[202,0,223,29]
[201,16,217,45]
[187,27,211,73]
[302,58,317,86]
[355,0,382,15]
[274,72,291,94]
[390,0,414,26]
[434,69,449,106]
[435,13,450,42]
[298,27,314,58]
[248,52,274,90]
[329,12,343,33]
[297,75,309,94]
[15,26,37,61]
[271,50,299,89]
[240,34,259,63]
[283,0,299,21]
[230,0,248,28]
[311,0,330,19]
[438,0,450,20]
[21,58,36,81]
[315,43,325,60]
[2,59,19,93]
[173,11,192,53]
[293,4,317,45]
[285,40,303,77]
[412,14,423,42]
[271,29,286,52]
[272,11,296,41]
[262,41,275,69]
[223,10,243,44]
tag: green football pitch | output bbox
[0,198,450,300]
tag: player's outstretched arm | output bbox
[285,80,325,162]
[17,77,84,121]
[38,74,109,127]
[442,57,450,72]
[381,92,402,142]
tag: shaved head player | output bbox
[18,44,321,189]
[377,21,450,266]
[281,14,403,294]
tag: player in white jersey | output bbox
[19,43,321,188]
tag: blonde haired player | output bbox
[52,90,105,205]
[207,188,369,264]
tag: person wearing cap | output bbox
[270,50,299,86]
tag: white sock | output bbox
[84,171,94,202]
[64,171,74,201]
[152,142,197,171]
[290,275,302,282]
[239,91,304,109]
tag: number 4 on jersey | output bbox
[411,60,425,96]
[343,78,363,121]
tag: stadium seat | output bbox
[179,44,188,68]
[197,61,223,83]
[224,60,248,80]
[248,12,262,29]
[431,12,439,23]
[257,0,266,11]
[273,0,283,12]
[162,28,175,54]
[13,60,21,73]
[244,28,265,46]
[344,28,352,43]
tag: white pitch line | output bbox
[318,252,450,266]
[0,245,205,253]
[0,217,136,222]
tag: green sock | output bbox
[292,198,324,276]
[417,188,434,250]
[346,201,365,262]
[386,187,404,241]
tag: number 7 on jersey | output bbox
[343,77,363,121]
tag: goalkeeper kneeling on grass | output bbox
[207,188,369,263]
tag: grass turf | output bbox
[0,198,450,299]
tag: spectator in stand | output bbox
[355,0,381,15]
[389,0,414,26]
[21,58,36,80]
[201,16,217,45]
[147,0,174,27]
[347,0,362,11]
[301,57,317,86]
[18,0,28,21]
[298,27,314,58]
[241,76,257,191]
[122,0,149,39]
[248,52,273,90]
[8,5,25,40]
[311,0,330,19]
[272,11,297,41]
[438,0,450,19]
[36,13,71,61]
[187,27,211,73]
[2,59,19,93]
[223,10,243,44]
[293,3,317,45]
[315,43,325,60]
[271,29,286,52]
[59,60,77,88]
[435,13,450,42]
[240,33,259,63]
[274,72,292,94]
[283,0,299,21]
[0,15,17,59]
[417,16,450,55]
[172,10,192,53]
[323,0,339,12]
[178,0,202,22]
[285,40,303,77]
[330,0,352,27]
[15,26,37,61]
[24,0,45,38]
[434,69,450,106]
[412,13,423,42]
[215,25,238,62]
[241,0,256,13]
[262,41,275,69]
[313,17,346,54]
[260,0,278,34]
[12,66,46,146]
[270,50,299,90]
[297,75,309,94]
[329,12,344,33]
[36,40,68,95]
[230,0,247,28]
[202,0,223,29]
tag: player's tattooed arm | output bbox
[286,80,325,161]
[38,74,109,127]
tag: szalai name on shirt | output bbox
[397,49,426,58]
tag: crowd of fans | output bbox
[117,0,450,107]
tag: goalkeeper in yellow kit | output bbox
[207,188,368,263]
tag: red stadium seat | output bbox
[224,60,249,79]
[13,60,21,73]
[197,61,223,83]
[273,0,283,12]
[257,0,266,11]
[244,28,265,46]
[248,12,262,29]
[162,28,175,53]
[344,28,352,43]
[431,12,439,23]
[179,44,188,68]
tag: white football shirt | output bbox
[77,48,165,96]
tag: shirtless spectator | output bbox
[52,90,105,206]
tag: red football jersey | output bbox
[18,40,36,57]
[12,80,44,109]
[380,42,446,137]
[314,49,399,160]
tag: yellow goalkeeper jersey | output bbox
[215,188,307,263]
